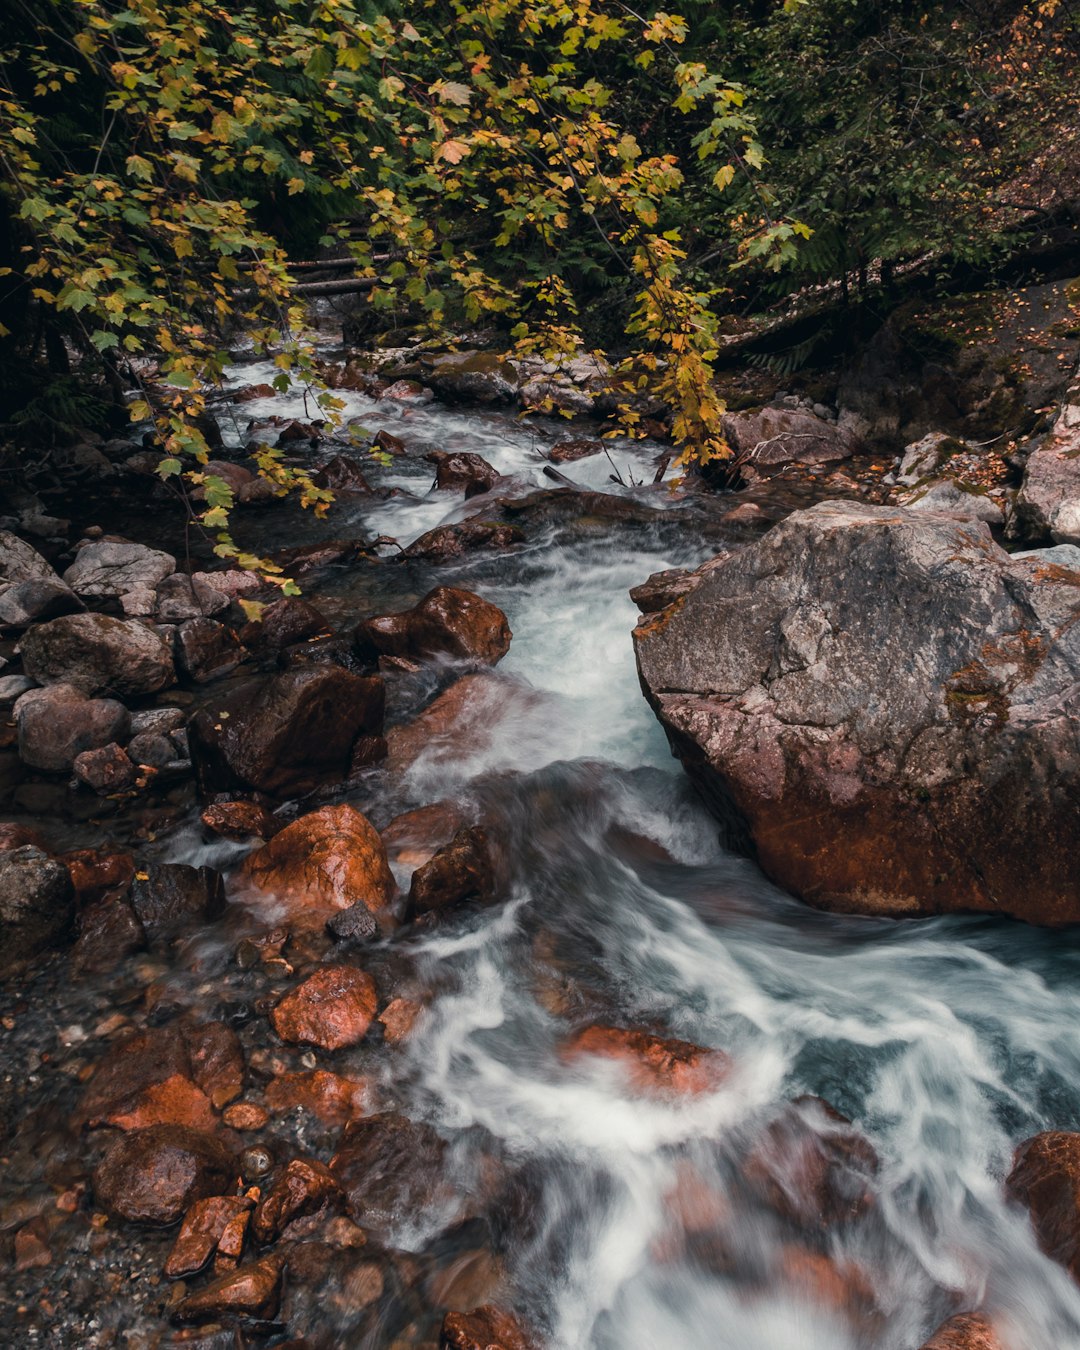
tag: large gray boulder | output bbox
[15,683,131,772]
[1013,366,1080,544]
[63,538,175,599]
[721,406,859,467]
[0,529,57,586]
[0,530,82,627]
[19,613,174,697]
[633,500,1080,924]
[0,846,74,969]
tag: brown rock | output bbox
[441,1305,535,1350]
[0,823,50,853]
[240,596,330,652]
[201,800,279,841]
[381,801,468,870]
[722,406,859,466]
[63,847,134,905]
[253,1158,341,1243]
[426,450,499,497]
[15,682,130,772]
[78,1024,198,1129]
[188,666,384,799]
[175,617,246,683]
[270,964,378,1051]
[562,1025,729,1097]
[214,1207,249,1272]
[104,1073,218,1133]
[14,1224,52,1271]
[312,455,374,494]
[165,1196,253,1278]
[919,1313,1003,1350]
[385,673,544,775]
[330,1113,448,1235]
[408,827,495,919]
[132,863,226,942]
[742,1096,878,1228]
[171,1254,283,1323]
[265,1069,368,1126]
[374,427,407,454]
[357,586,511,668]
[223,1102,269,1131]
[239,804,395,928]
[549,438,603,463]
[71,893,145,975]
[185,1020,245,1110]
[1006,1130,1080,1282]
[402,521,523,562]
[73,742,137,793]
[93,1125,236,1225]
[379,998,422,1044]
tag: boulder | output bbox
[426,450,499,496]
[402,520,523,561]
[131,862,226,942]
[562,1026,729,1097]
[201,800,279,841]
[93,1125,235,1225]
[175,617,246,683]
[19,613,174,697]
[270,964,378,1051]
[549,438,603,464]
[15,683,130,771]
[424,352,520,405]
[154,573,230,622]
[721,406,860,467]
[634,500,1080,923]
[0,529,58,586]
[188,666,384,798]
[898,479,1004,526]
[0,845,74,969]
[1006,1131,1080,1283]
[240,596,329,652]
[1013,366,1080,543]
[63,538,175,598]
[0,578,82,629]
[919,1314,1002,1350]
[896,432,968,486]
[312,455,375,494]
[238,803,395,927]
[356,586,511,667]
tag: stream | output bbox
[4,357,1080,1349]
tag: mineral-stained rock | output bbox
[356,586,511,667]
[164,1196,253,1278]
[239,804,395,926]
[184,1019,245,1110]
[312,455,375,494]
[402,521,523,562]
[381,801,469,870]
[171,1254,284,1323]
[0,845,74,969]
[407,826,495,919]
[270,964,378,1051]
[919,1313,1003,1350]
[562,1025,729,1097]
[330,1113,449,1236]
[188,666,384,798]
[440,1305,536,1350]
[93,1125,235,1225]
[385,672,544,776]
[15,683,130,772]
[633,500,1080,924]
[265,1069,368,1127]
[1006,1131,1080,1283]
[19,612,174,697]
[63,538,176,599]
[252,1158,341,1243]
[201,800,279,841]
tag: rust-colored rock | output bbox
[185,1019,245,1110]
[777,1244,877,1318]
[440,1305,535,1350]
[165,1196,253,1278]
[330,1112,448,1235]
[201,800,279,841]
[0,823,50,853]
[171,1254,284,1324]
[385,672,547,775]
[63,847,134,904]
[312,455,375,494]
[253,1158,341,1243]
[562,1025,729,1097]
[408,826,495,919]
[70,893,145,975]
[239,803,395,928]
[78,1024,197,1129]
[131,862,226,942]
[240,596,330,652]
[265,1069,368,1126]
[379,998,422,1044]
[270,964,378,1050]
[356,586,511,668]
[549,438,603,463]
[1006,1130,1080,1283]
[381,801,469,870]
[93,1125,235,1225]
[214,1207,249,1273]
[742,1096,878,1228]
[919,1313,1003,1350]
[223,1102,269,1131]
[104,1073,217,1133]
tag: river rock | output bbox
[402,520,523,561]
[0,845,74,969]
[424,352,520,405]
[721,406,860,467]
[0,577,83,629]
[70,894,146,975]
[15,683,130,771]
[155,573,230,622]
[1006,1131,1080,1283]
[407,826,495,919]
[93,1125,235,1225]
[330,1112,448,1235]
[63,538,175,598]
[252,1158,340,1243]
[188,666,384,798]
[550,438,603,464]
[201,800,279,841]
[0,529,58,586]
[270,964,378,1051]
[171,1254,283,1323]
[1013,366,1080,543]
[265,1069,368,1127]
[919,1313,1002,1350]
[896,431,967,486]
[239,803,396,927]
[426,450,499,496]
[898,478,1004,525]
[312,455,375,494]
[441,1305,536,1350]
[357,586,511,667]
[73,742,137,793]
[19,613,174,697]
[165,1196,253,1278]
[633,500,1080,924]
[562,1026,729,1097]
[132,862,226,942]
[175,617,246,683]
[240,596,329,652]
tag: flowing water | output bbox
[5,358,1080,1348]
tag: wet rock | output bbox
[271,964,378,1051]
[1006,1131,1080,1283]
[239,804,396,928]
[440,1305,535,1350]
[562,1025,729,1096]
[165,1196,253,1278]
[194,568,262,602]
[184,1020,246,1109]
[326,901,379,945]
[378,998,422,1044]
[634,500,1080,924]
[776,1244,878,1320]
[0,577,83,628]
[93,1125,236,1225]
[549,438,603,463]
[223,1102,269,1131]
[13,1223,52,1271]
[19,612,174,697]
[402,520,523,562]
[155,573,231,622]
[63,538,176,599]
[721,406,860,467]
[312,455,375,494]
[72,741,137,793]
[374,427,407,454]
[132,863,226,942]
[201,800,279,841]
[233,382,276,403]
[629,567,701,614]
[265,1070,368,1126]
[919,1313,1003,1350]
[15,683,130,772]
[424,352,520,405]
[189,667,384,798]
[330,1112,448,1235]
[171,1254,284,1324]
[63,847,135,903]
[742,1096,878,1228]
[356,586,511,667]
[277,1243,389,1346]
[131,706,186,737]
[1014,368,1080,543]
[253,1158,341,1243]
[426,450,499,496]
[175,617,246,683]
[71,894,146,975]
[0,845,74,969]
[407,827,495,919]
[128,729,178,767]
[240,596,329,653]
[385,672,541,776]
[277,418,323,444]
[0,822,50,852]
[381,801,469,870]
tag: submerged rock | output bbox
[330,1112,449,1236]
[634,500,1080,924]
[1006,1131,1080,1284]
[270,964,378,1051]
[919,1313,1003,1349]
[562,1025,729,1097]
[407,826,495,919]
[0,845,74,970]
[252,1158,340,1243]
[441,1305,536,1350]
